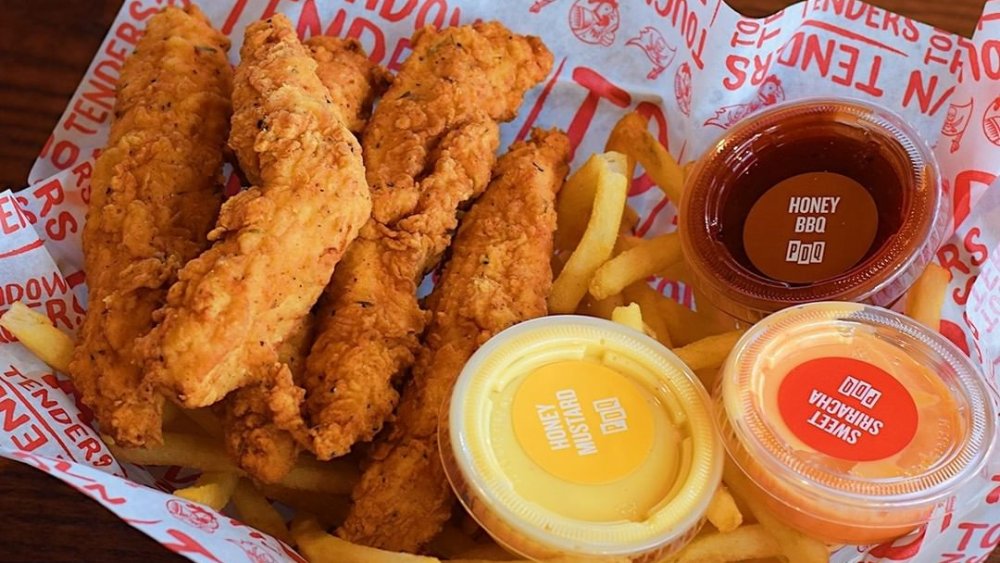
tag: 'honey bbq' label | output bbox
[511,360,654,484]
[777,357,918,461]
[743,172,878,283]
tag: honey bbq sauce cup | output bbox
[439,316,722,562]
[680,98,948,323]
[716,302,997,545]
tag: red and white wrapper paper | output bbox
[4,0,1000,561]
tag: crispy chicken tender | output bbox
[137,15,371,408]
[222,38,389,483]
[337,129,570,552]
[223,314,313,484]
[275,22,554,460]
[69,6,231,447]
[305,36,391,134]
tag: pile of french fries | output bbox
[0,111,953,563]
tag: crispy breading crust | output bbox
[222,314,313,483]
[275,22,554,460]
[305,36,391,134]
[338,129,570,551]
[137,15,371,408]
[69,6,231,447]
[221,38,389,483]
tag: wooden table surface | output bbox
[0,1,990,561]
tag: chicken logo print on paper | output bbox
[941,99,974,153]
[675,62,693,116]
[227,539,279,563]
[704,75,785,129]
[983,96,1000,147]
[166,498,220,533]
[627,27,676,80]
[568,0,620,46]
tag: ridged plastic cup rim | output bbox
[718,302,996,518]
[442,315,723,559]
[681,97,947,323]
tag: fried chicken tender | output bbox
[275,22,554,460]
[305,36,391,134]
[223,314,313,483]
[338,129,570,551]
[222,38,389,483]
[137,15,371,408]
[69,6,231,447]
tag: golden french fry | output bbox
[905,263,950,329]
[656,291,726,346]
[291,515,439,562]
[605,112,683,205]
[657,260,694,286]
[549,152,628,314]
[106,432,233,470]
[672,330,745,372]
[606,113,638,181]
[723,458,828,563]
[107,432,358,494]
[554,154,604,252]
[162,402,180,425]
[611,303,645,333]
[692,368,718,391]
[577,291,625,321]
[667,524,780,563]
[284,455,360,495]
[174,471,238,511]
[621,283,673,348]
[653,262,741,342]
[621,205,640,235]
[0,301,75,373]
[705,485,743,532]
[256,484,350,529]
[590,233,682,300]
[180,407,224,440]
[613,234,644,255]
[232,479,291,544]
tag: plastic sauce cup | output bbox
[715,302,997,545]
[439,316,722,561]
[681,98,947,323]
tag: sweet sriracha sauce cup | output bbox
[680,98,948,323]
[715,302,997,545]
[439,316,722,562]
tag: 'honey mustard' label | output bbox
[511,359,654,484]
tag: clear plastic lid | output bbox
[681,98,947,323]
[439,316,722,561]
[716,302,996,545]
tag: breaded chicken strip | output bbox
[274,22,554,460]
[137,15,371,408]
[222,314,313,483]
[222,38,389,483]
[69,6,231,447]
[338,129,570,551]
[306,36,391,134]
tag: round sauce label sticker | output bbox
[743,172,878,283]
[777,357,918,461]
[511,359,654,485]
